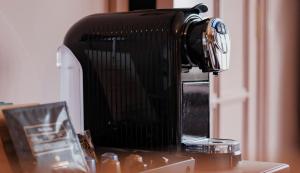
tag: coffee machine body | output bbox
[57,4,230,151]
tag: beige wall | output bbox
[0,0,107,104]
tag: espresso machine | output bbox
[57,4,240,171]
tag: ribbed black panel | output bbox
[82,28,179,150]
[64,11,183,150]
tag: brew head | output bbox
[186,18,230,75]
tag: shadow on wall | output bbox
[278,0,300,172]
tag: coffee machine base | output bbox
[95,148,288,173]
[96,147,196,173]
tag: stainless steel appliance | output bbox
[57,2,232,156]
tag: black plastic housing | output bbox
[64,7,209,150]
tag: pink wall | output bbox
[0,0,107,104]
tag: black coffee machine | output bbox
[57,3,238,171]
